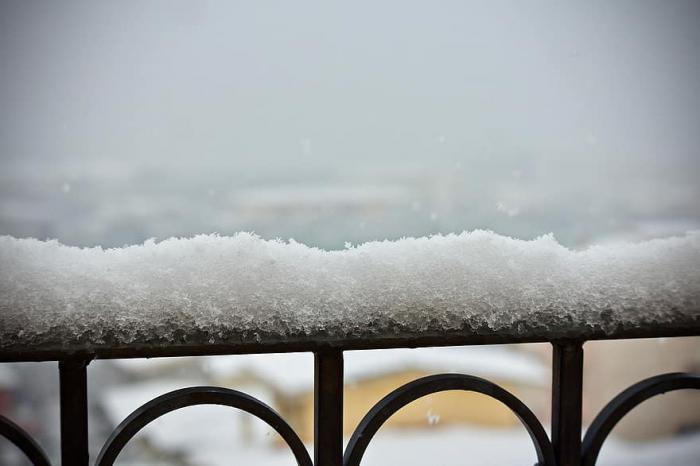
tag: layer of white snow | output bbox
[1,230,699,353]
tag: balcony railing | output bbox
[1,232,699,465]
[1,320,698,466]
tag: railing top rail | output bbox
[1,313,698,362]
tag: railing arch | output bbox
[0,415,52,466]
[343,373,556,466]
[581,372,700,466]
[95,386,312,466]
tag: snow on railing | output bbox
[1,230,699,360]
[1,231,699,466]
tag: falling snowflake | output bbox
[426,409,441,426]
[496,201,520,217]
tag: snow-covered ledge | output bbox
[1,231,699,361]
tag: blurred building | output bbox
[205,346,548,443]
[583,338,700,440]
[522,337,700,440]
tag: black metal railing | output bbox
[1,335,699,466]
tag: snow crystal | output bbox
[496,201,520,217]
[426,409,441,426]
[0,231,699,355]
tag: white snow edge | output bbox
[1,230,699,347]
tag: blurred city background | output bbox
[1,1,699,464]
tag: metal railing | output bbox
[1,332,699,466]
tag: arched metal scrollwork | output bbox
[343,373,556,466]
[95,386,312,466]
[0,414,52,466]
[581,372,700,466]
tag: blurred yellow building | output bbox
[205,346,548,443]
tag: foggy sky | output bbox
[1,1,699,246]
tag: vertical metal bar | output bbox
[314,349,344,466]
[551,341,584,466]
[59,358,90,466]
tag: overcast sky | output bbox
[1,1,699,246]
